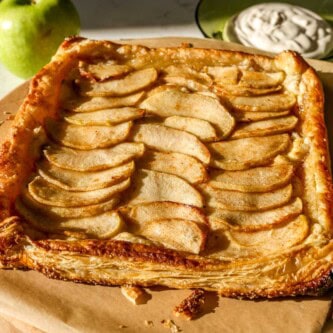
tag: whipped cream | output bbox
[227,3,333,59]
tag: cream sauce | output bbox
[228,3,333,59]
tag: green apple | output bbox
[0,0,80,78]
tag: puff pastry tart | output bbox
[0,37,332,298]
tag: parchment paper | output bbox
[0,38,332,333]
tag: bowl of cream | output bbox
[196,1,333,60]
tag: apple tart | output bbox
[0,37,332,298]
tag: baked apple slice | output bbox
[44,143,145,171]
[208,163,294,192]
[127,169,204,207]
[138,150,208,184]
[209,198,302,231]
[209,134,290,170]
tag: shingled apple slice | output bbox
[113,232,155,246]
[44,143,145,171]
[208,134,290,170]
[214,84,282,96]
[228,92,296,112]
[208,197,303,231]
[120,201,207,227]
[64,107,145,126]
[63,91,145,112]
[234,110,290,122]
[240,70,285,88]
[164,65,212,85]
[231,116,298,139]
[209,163,294,192]
[206,66,285,88]
[28,176,130,207]
[138,150,208,184]
[140,89,235,138]
[38,160,134,191]
[139,219,208,254]
[21,188,119,219]
[164,116,218,142]
[131,124,210,164]
[145,84,183,98]
[127,169,204,207]
[46,119,132,149]
[80,68,158,96]
[202,184,292,211]
[230,215,309,251]
[206,66,240,84]
[16,199,124,239]
[163,65,212,92]
[79,61,131,81]
[164,76,209,92]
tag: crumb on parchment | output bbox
[161,319,181,333]
[121,285,147,305]
[144,320,154,327]
[173,289,205,320]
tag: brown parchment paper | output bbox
[0,38,332,333]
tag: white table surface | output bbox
[0,0,202,99]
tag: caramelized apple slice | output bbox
[79,61,131,81]
[164,65,212,85]
[209,198,302,231]
[139,219,208,254]
[209,163,293,192]
[80,68,158,96]
[163,65,212,92]
[120,201,207,227]
[209,216,308,258]
[140,89,235,138]
[38,160,134,191]
[208,134,290,170]
[164,76,209,92]
[131,124,210,164]
[21,189,119,219]
[231,116,298,139]
[127,169,204,207]
[240,70,285,88]
[230,215,309,251]
[228,92,296,112]
[16,199,124,239]
[164,116,218,142]
[44,143,145,171]
[145,84,182,97]
[206,66,240,84]
[28,176,130,207]
[64,107,145,126]
[207,66,285,88]
[202,184,292,211]
[234,110,290,122]
[64,91,145,112]
[46,119,132,149]
[138,150,207,184]
[214,84,282,97]
[113,232,155,246]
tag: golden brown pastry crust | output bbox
[0,37,332,298]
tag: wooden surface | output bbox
[0,37,332,333]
